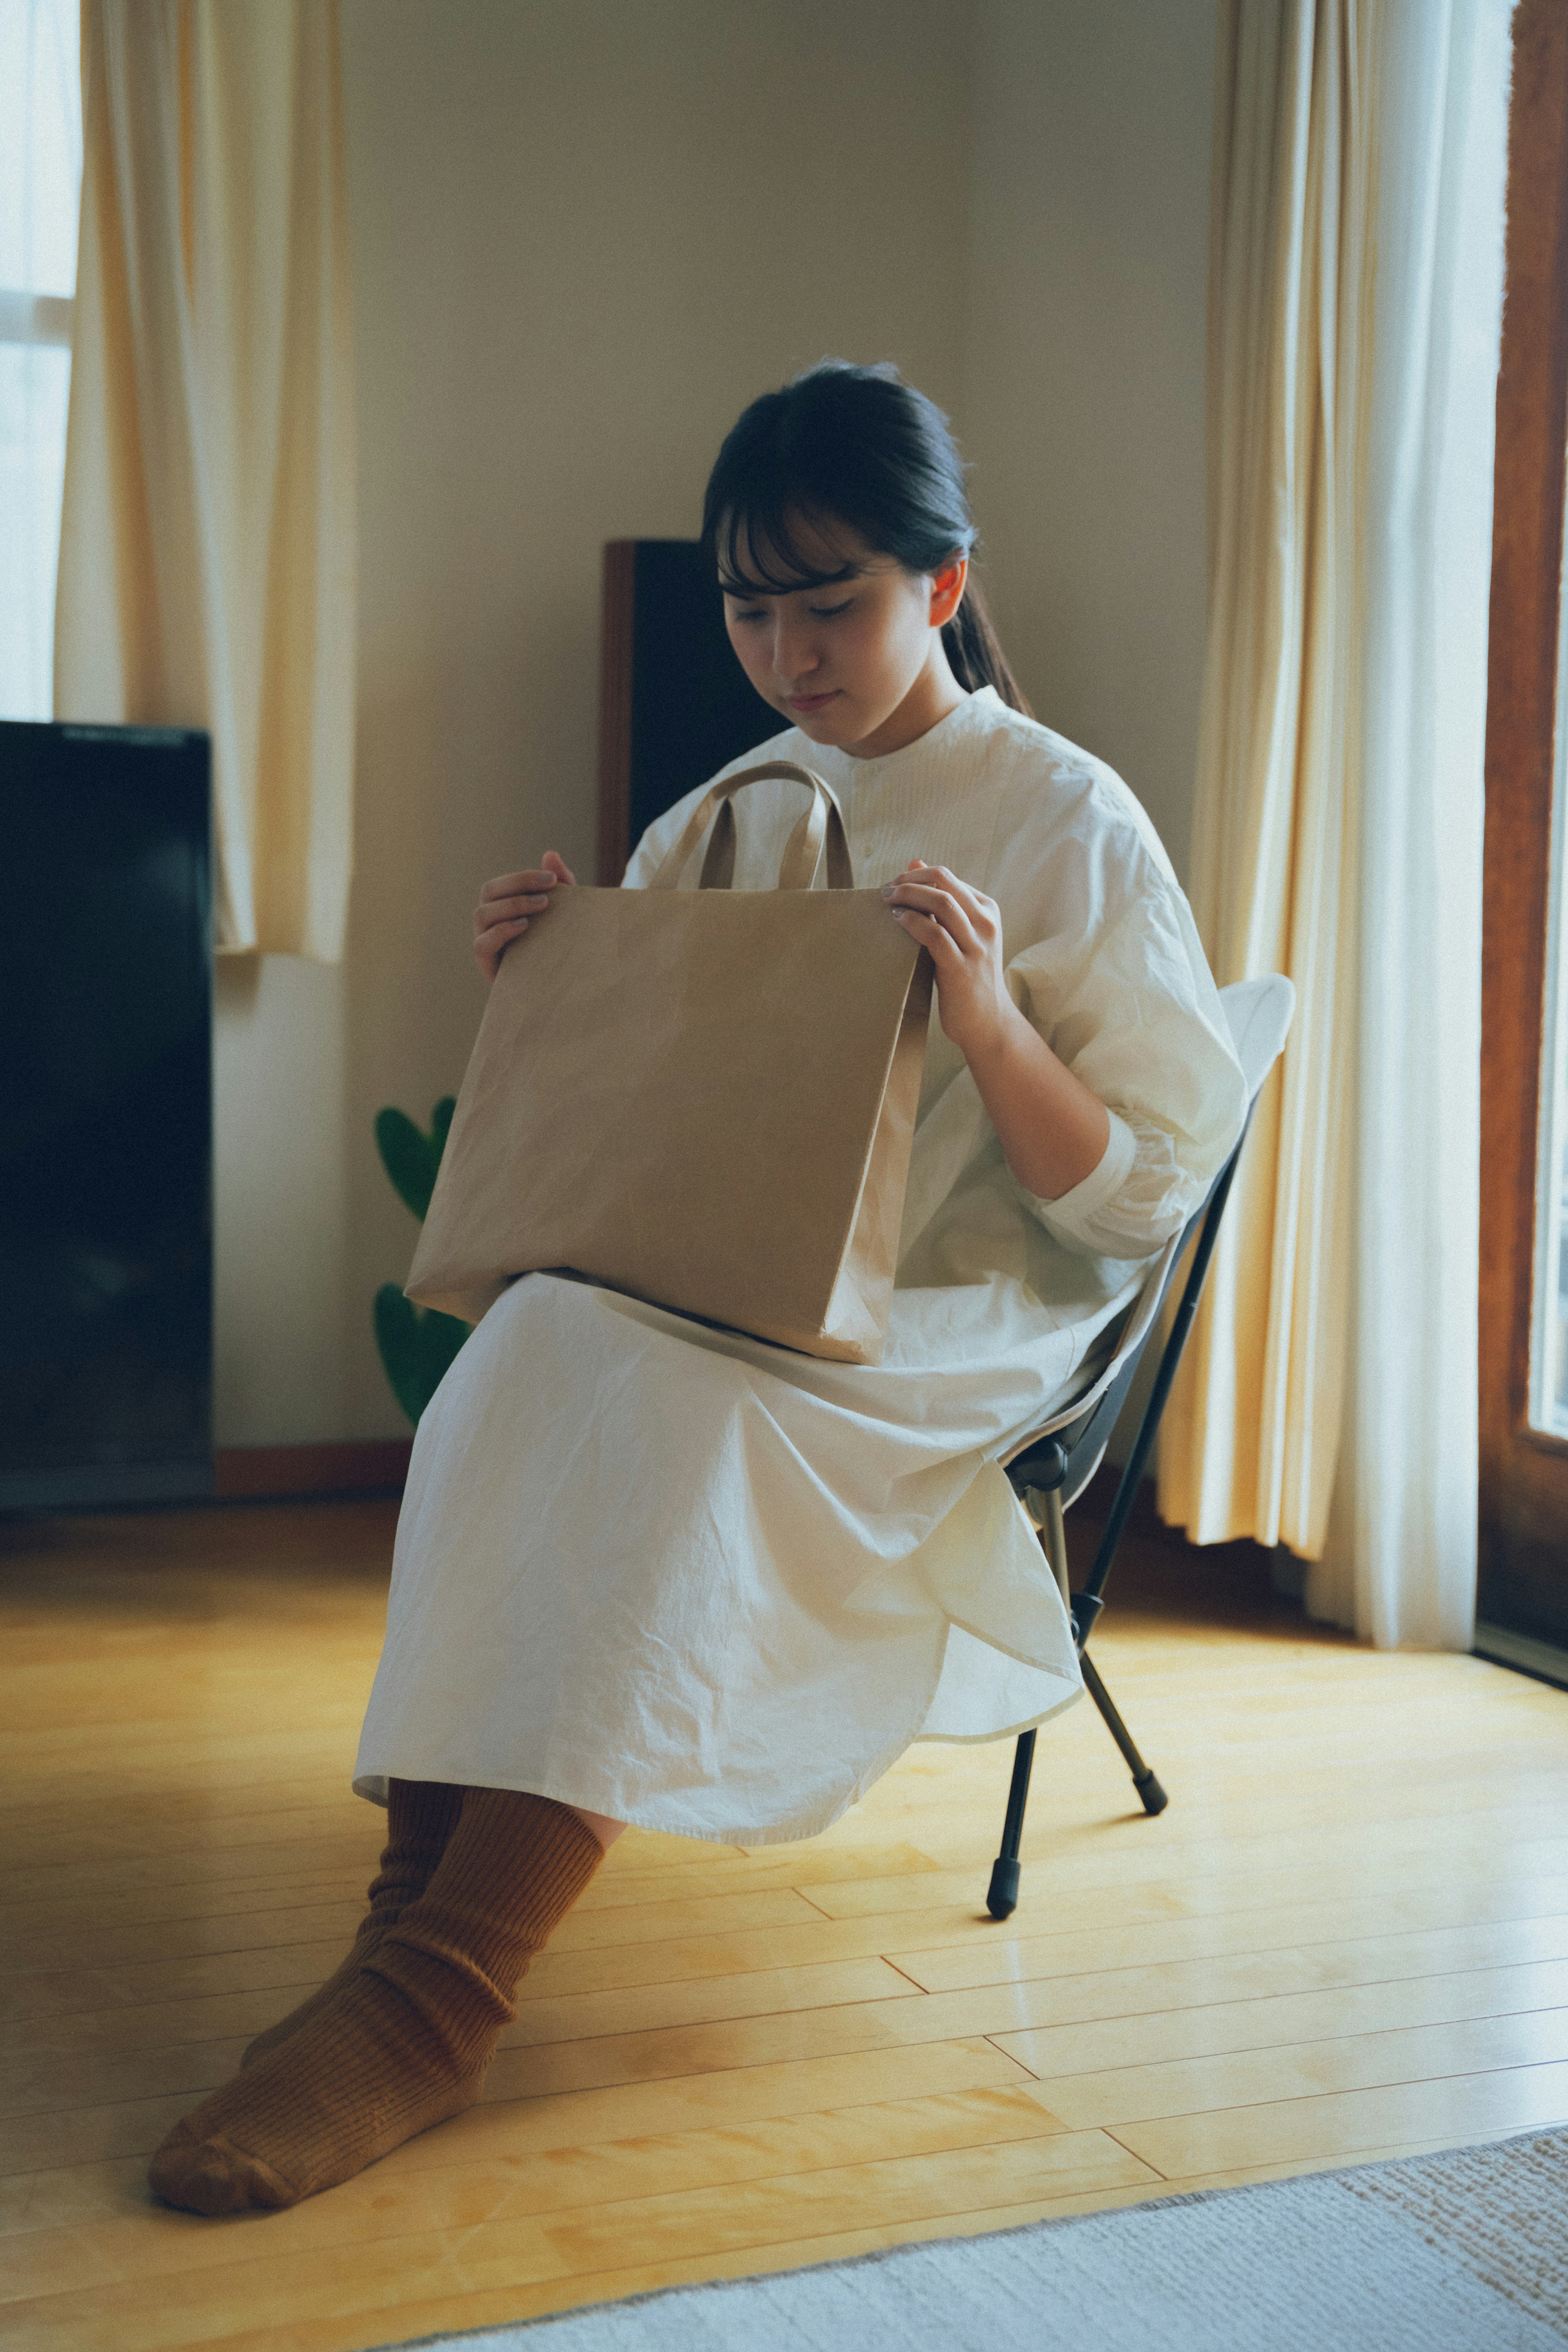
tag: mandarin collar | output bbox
[797,687,1000,792]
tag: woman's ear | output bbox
[929,555,968,629]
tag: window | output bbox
[0,0,81,722]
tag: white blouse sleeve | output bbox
[1008,854,1248,1264]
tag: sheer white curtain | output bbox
[55,0,356,960]
[0,0,80,721]
[1318,0,1513,1645]
[1159,0,1512,1647]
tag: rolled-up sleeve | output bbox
[1009,851,1249,1264]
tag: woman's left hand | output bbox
[883,861,1013,1057]
[884,860,1111,1199]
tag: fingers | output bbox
[888,897,979,959]
[472,905,545,982]
[477,867,559,911]
[474,910,534,972]
[473,853,577,979]
[902,859,991,899]
[473,887,555,936]
[890,862,999,927]
[477,854,576,904]
[889,904,967,965]
[885,863,1000,955]
[884,879,991,958]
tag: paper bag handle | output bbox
[643,760,855,893]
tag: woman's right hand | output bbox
[473,851,576,982]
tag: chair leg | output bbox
[1046,1460,1167,1815]
[986,1729,1036,1919]
[1035,1486,1072,1610]
[986,1484,1168,1919]
[1080,1649,1167,1815]
[985,1487,1073,1920]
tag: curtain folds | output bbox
[1157,0,1512,1646]
[54,0,356,960]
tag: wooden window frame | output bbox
[1478,0,1568,1639]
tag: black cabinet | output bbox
[0,721,213,1508]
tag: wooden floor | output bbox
[3,1499,1568,2352]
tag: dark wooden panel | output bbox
[597,541,637,886]
[1478,0,1568,1643]
[597,540,777,884]
[214,1440,411,1499]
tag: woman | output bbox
[150,363,1246,2215]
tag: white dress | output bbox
[354,689,1247,1844]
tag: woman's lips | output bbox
[786,690,839,713]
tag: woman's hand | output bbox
[473,852,576,983]
[884,859,1111,1200]
[882,861,1011,1060]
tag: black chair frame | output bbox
[987,1110,1252,1920]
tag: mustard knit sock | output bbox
[149,1790,604,2214]
[242,1777,464,2069]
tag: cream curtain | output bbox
[1158,0,1512,1646]
[54,0,355,959]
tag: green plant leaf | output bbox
[374,1283,470,1428]
[375,1098,456,1222]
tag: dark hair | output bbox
[701,360,1033,717]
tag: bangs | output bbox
[712,500,863,598]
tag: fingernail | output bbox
[881,884,895,898]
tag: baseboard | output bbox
[1069,1462,1297,1594]
[213,1439,412,1501]
[1074,1460,1161,1529]
[1474,1619,1568,1692]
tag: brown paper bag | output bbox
[406,762,933,1363]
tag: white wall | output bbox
[213,956,348,1445]
[213,0,1218,1450]
[215,0,972,1445]
[966,0,1216,879]
[964,0,1217,1470]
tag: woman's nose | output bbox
[771,618,819,684]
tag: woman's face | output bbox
[721,515,967,760]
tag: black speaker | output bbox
[0,720,214,1509]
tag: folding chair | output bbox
[986,974,1296,1919]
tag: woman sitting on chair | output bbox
[151,361,1247,2214]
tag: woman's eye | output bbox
[809,600,854,620]
[732,607,768,624]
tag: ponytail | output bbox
[942,575,1033,717]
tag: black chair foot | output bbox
[986,1856,1020,1919]
[1134,1768,1168,1816]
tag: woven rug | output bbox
[388,2128,1568,2352]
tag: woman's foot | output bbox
[151,1949,496,2213]
[151,1790,605,2212]
[241,1778,465,2068]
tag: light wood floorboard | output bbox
[1,1497,1565,2350]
